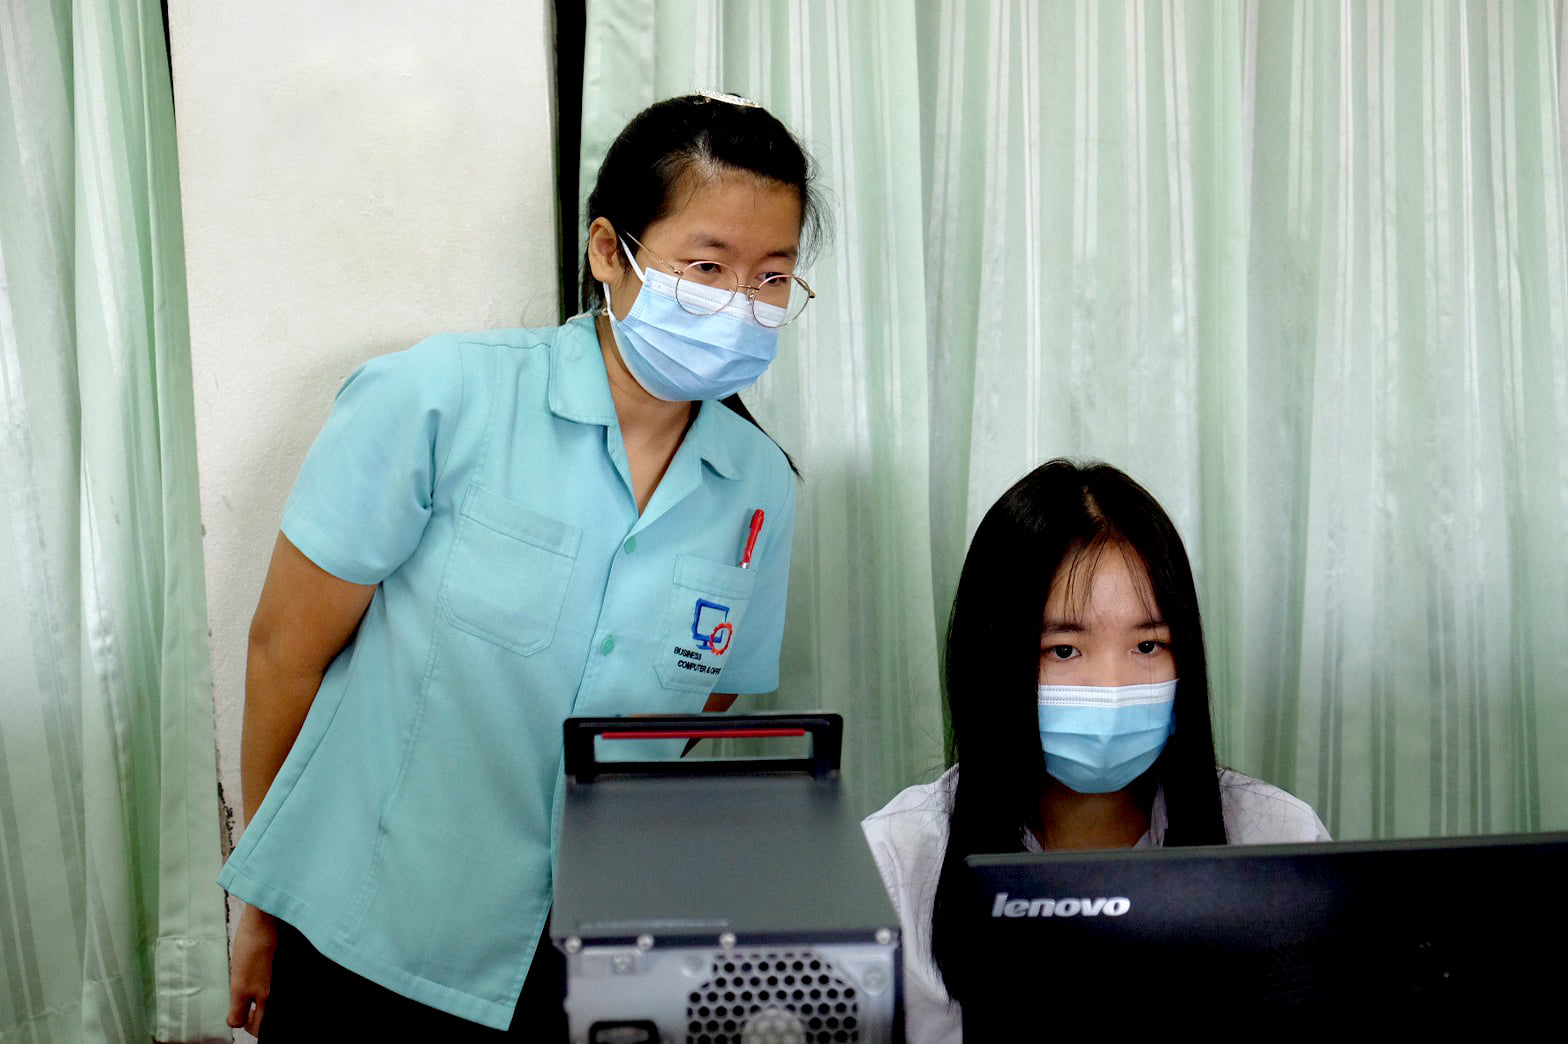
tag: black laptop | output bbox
[961,831,1568,1026]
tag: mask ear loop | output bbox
[618,237,648,283]
[599,235,647,316]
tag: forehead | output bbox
[650,169,803,253]
[1044,542,1159,623]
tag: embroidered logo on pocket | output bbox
[691,598,733,655]
[659,558,753,691]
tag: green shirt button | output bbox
[623,536,637,554]
[599,636,615,655]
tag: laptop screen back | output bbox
[961,832,1568,1025]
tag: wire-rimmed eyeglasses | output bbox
[622,231,815,328]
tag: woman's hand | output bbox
[227,904,279,1034]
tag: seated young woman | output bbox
[861,459,1328,1041]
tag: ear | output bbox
[586,218,625,284]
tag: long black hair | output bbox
[929,459,1227,1003]
[578,94,826,465]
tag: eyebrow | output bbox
[1041,617,1170,633]
[681,233,798,261]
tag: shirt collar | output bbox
[548,315,743,481]
[682,397,743,480]
[547,316,619,427]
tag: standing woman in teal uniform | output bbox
[221,93,822,1037]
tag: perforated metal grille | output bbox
[685,950,861,1044]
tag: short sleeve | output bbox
[859,779,964,1044]
[1218,770,1334,844]
[281,336,465,584]
[713,453,796,693]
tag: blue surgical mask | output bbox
[601,241,782,402]
[1036,680,1177,794]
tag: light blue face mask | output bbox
[601,240,782,402]
[1036,680,1177,794]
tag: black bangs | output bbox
[1043,537,1164,630]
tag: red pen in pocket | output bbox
[683,509,765,760]
[739,509,765,568]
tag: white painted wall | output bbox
[169,1,561,982]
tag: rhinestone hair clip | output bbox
[696,88,761,108]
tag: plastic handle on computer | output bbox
[603,728,808,741]
[562,712,842,783]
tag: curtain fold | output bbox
[1,1,230,1041]
[581,0,1567,838]
[1239,0,1568,838]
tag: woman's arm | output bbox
[228,532,377,1033]
[240,532,377,821]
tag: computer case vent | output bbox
[687,949,862,1043]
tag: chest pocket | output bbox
[654,554,756,693]
[439,486,581,655]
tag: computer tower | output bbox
[553,713,902,1044]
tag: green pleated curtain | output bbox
[0,1,230,1041]
[581,0,1568,839]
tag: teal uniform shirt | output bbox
[218,316,796,1028]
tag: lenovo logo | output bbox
[990,892,1131,918]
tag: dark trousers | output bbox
[259,918,567,1040]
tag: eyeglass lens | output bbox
[673,262,811,328]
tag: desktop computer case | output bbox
[553,714,902,1044]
